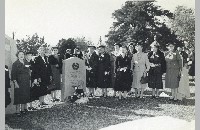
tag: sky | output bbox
[5,0,195,46]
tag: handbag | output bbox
[140,72,149,84]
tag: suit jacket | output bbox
[48,55,63,74]
[148,50,166,73]
[131,52,150,72]
[32,55,52,81]
[98,52,111,73]
[86,52,99,73]
[165,51,182,71]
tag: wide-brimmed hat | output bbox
[97,45,106,48]
[88,45,96,49]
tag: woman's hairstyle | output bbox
[16,50,24,57]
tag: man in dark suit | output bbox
[32,46,52,107]
[97,45,111,97]
[85,46,99,98]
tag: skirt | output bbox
[177,67,190,99]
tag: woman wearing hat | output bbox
[85,46,99,98]
[114,46,132,99]
[97,45,111,97]
[110,43,122,97]
[148,41,166,98]
[131,43,150,98]
[165,43,182,101]
[48,47,62,102]
[11,51,31,116]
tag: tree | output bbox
[57,38,76,56]
[170,6,195,49]
[73,37,92,51]
[16,33,48,55]
[105,1,181,51]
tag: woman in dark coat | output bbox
[165,43,182,101]
[114,46,132,99]
[110,43,122,97]
[5,65,11,108]
[11,51,31,116]
[32,46,52,107]
[188,48,195,77]
[48,47,62,102]
[148,41,166,98]
[97,45,111,97]
[85,46,99,98]
[24,52,38,111]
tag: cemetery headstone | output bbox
[61,57,86,101]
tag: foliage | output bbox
[73,37,93,51]
[16,33,48,55]
[170,6,195,49]
[56,38,76,56]
[105,1,182,51]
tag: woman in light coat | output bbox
[131,43,150,98]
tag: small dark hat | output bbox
[25,51,33,55]
[88,45,96,49]
[97,45,106,48]
[114,43,122,47]
[52,46,59,49]
[166,43,175,47]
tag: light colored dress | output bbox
[131,52,150,89]
[177,54,190,99]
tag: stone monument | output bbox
[61,57,86,101]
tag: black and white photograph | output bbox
[5,0,195,129]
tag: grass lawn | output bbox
[5,85,195,130]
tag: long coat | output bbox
[86,52,99,88]
[165,51,182,89]
[48,55,62,92]
[114,55,132,91]
[148,50,166,89]
[11,60,30,105]
[131,52,150,89]
[188,51,195,76]
[110,51,120,89]
[5,65,11,107]
[97,52,111,88]
[32,55,52,97]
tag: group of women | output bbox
[85,41,194,101]
[6,40,195,116]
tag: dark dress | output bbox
[148,50,166,89]
[11,60,30,105]
[86,52,99,88]
[188,52,195,76]
[110,52,117,89]
[114,55,132,91]
[28,59,40,102]
[32,55,52,97]
[48,55,62,92]
[97,52,111,88]
[165,51,182,88]
[5,65,11,107]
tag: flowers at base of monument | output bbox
[68,85,85,103]
[75,97,89,104]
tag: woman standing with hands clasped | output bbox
[131,43,150,98]
[11,51,31,116]
[114,46,132,99]
[165,43,182,101]
[148,41,166,98]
